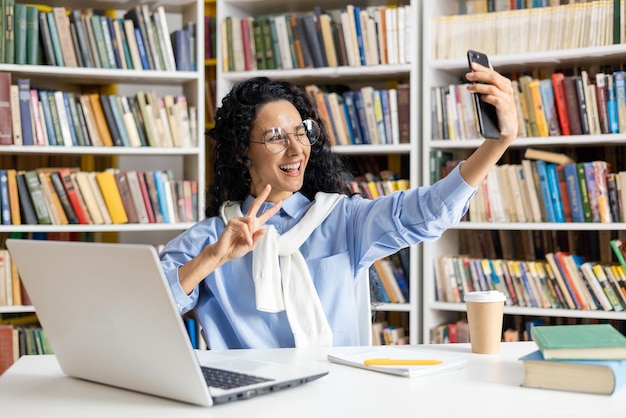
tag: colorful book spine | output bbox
[563,163,585,222]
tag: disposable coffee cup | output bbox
[464,291,506,354]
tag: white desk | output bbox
[0,342,623,417]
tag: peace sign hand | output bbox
[215,184,283,262]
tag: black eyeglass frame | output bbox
[249,119,321,153]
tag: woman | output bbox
[160,63,518,349]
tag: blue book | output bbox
[170,29,190,71]
[62,93,78,146]
[38,90,57,145]
[564,163,585,222]
[608,74,620,133]
[0,170,11,225]
[134,28,150,70]
[539,79,561,136]
[519,261,539,308]
[369,265,390,303]
[184,317,198,349]
[153,170,170,223]
[108,95,131,147]
[372,89,386,144]
[353,91,371,144]
[380,89,393,145]
[614,70,626,133]
[520,350,626,395]
[545,163,565,222]
[535,160,556,222]
[341,91,363,144]
[352,6,366,65]
[105,16,122,69]
[17,79,35,146]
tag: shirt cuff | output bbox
[436,162,477,211]
[169,267,196,313]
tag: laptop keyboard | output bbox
[201,366,273,390]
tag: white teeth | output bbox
[280,162,300,170]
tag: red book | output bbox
[136,171,155,223]
[396,83,410,143]
[58,168,90,224]
[0,325,15,375]
[551,72,571,136]
[554,251,586,310]
[0,72,12,145]
[556,164,573,222]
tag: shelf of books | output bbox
[422,1,626,345]
[217,0,420,344]
[0,0,205,370]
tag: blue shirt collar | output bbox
[241,192,312,219]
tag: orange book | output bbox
[95,171,128,224]
[554,251,586,310]
[88,93,114,146]
[551,72,571,136]
[6,169,20,225]
[37,170,68,225]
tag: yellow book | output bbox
[95,171,128,224]
[6,169,20,225]
[528,79,549,137]
[518,75,538,137]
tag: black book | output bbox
[16,173,38,225]
[49,171,79,224]
[38,11,56,65]
[301,14,326,68]
[99,94,124,146]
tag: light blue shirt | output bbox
[160,164,476,349]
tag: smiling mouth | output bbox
[279,162,301,173]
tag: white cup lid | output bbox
[463,291,506,302]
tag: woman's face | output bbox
[246,100,311,202]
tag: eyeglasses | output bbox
[249,119,320,153]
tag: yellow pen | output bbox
[364,358,443,366]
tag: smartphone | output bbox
[467,50,500,139]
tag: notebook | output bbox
[6,239,328,406]
[327,345,467,377]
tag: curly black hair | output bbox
[205,77,353,217]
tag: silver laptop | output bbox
[6,239,328,406]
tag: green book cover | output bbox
[115,18,133,70]
[26,5,40,65]
[13,3,26,65]
[610,239,626,271]
[252,17,266,70]
[23,170,52,225]
[90,14,110,68]
[4,0,14,64]
[531,324,626,360]
[65,92,86,146]
[45,11,64,66]
[46,90,63,145]
[575,162,593,222]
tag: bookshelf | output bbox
[421,1,626,343]
[216,0,421,343]
[0,0,205,315]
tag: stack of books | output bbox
[520,324,626,395]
